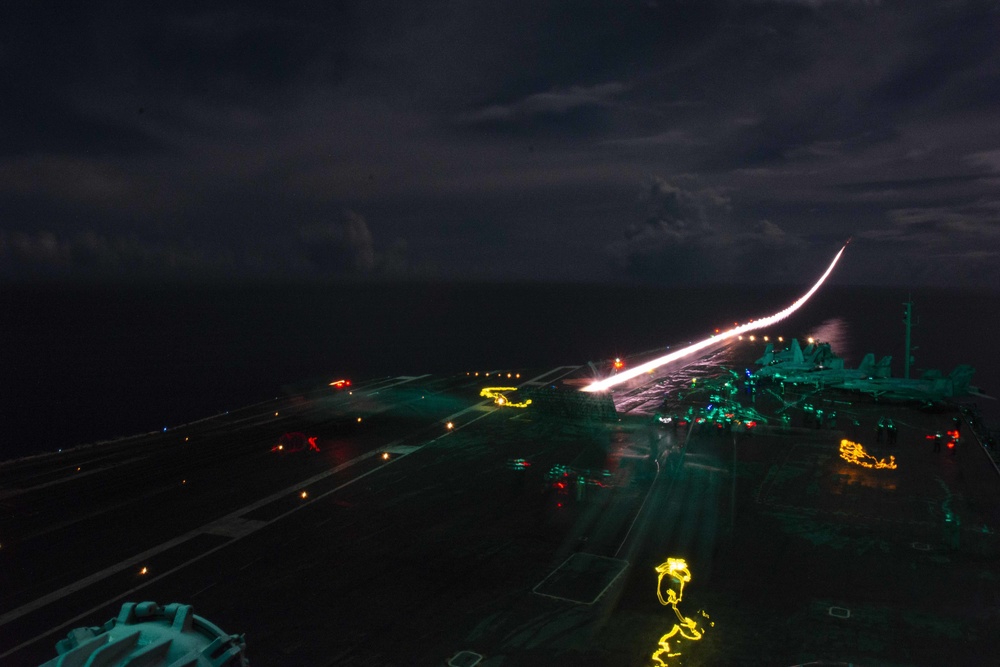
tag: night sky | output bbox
[2,1,999,287]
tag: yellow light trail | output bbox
[839,439,897,469]
[480,387,532,408]
[583,243,848,392]
[651,557,712,666]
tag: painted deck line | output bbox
[522,365,582,386]
[0,454,153,499]
[361,374,432,392]
[532,552,630,605]
[0,396,499,659]
[0,447,382,630]
[382,444,422,455]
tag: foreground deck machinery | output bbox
[39,602,247,667]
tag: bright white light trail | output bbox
[583,243,848,393]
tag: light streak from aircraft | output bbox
[583,244,847,393]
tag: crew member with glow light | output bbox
[480,387,532,408]
[651,557,712,666]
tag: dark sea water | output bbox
[1,282,997,461]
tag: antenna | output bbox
[902,298,916,379]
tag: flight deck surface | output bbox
[1,347,998,666]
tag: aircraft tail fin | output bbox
[949,365,975,395]
[857,353,875,375]
[815,343,834,365]
[874,355,892,379]
[791,338,804,364]
[755,343,774,366]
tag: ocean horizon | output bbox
[2,282,997,461]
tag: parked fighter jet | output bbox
[837,365,975,403]
[754,338,840,379]
[775,353,893,388]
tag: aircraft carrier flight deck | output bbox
[1,341,998,666]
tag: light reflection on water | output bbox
[610,319,855,416]
[807,318,852,363]
[612,342,740,415]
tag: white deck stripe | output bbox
[0,390,500,659]
[0,448,381,629]
[0,369,545,658]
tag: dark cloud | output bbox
[636,176,731,242]
[0,210,407,282]
[1,1,999,286]
[608,177,811,283]
[298,210,376,275]
[456,82,629,137]
[886,200,1000,239]
[462,83,628,124]
[965,149,1000,173]
[0,228,238,281]
[835,174,990,193]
